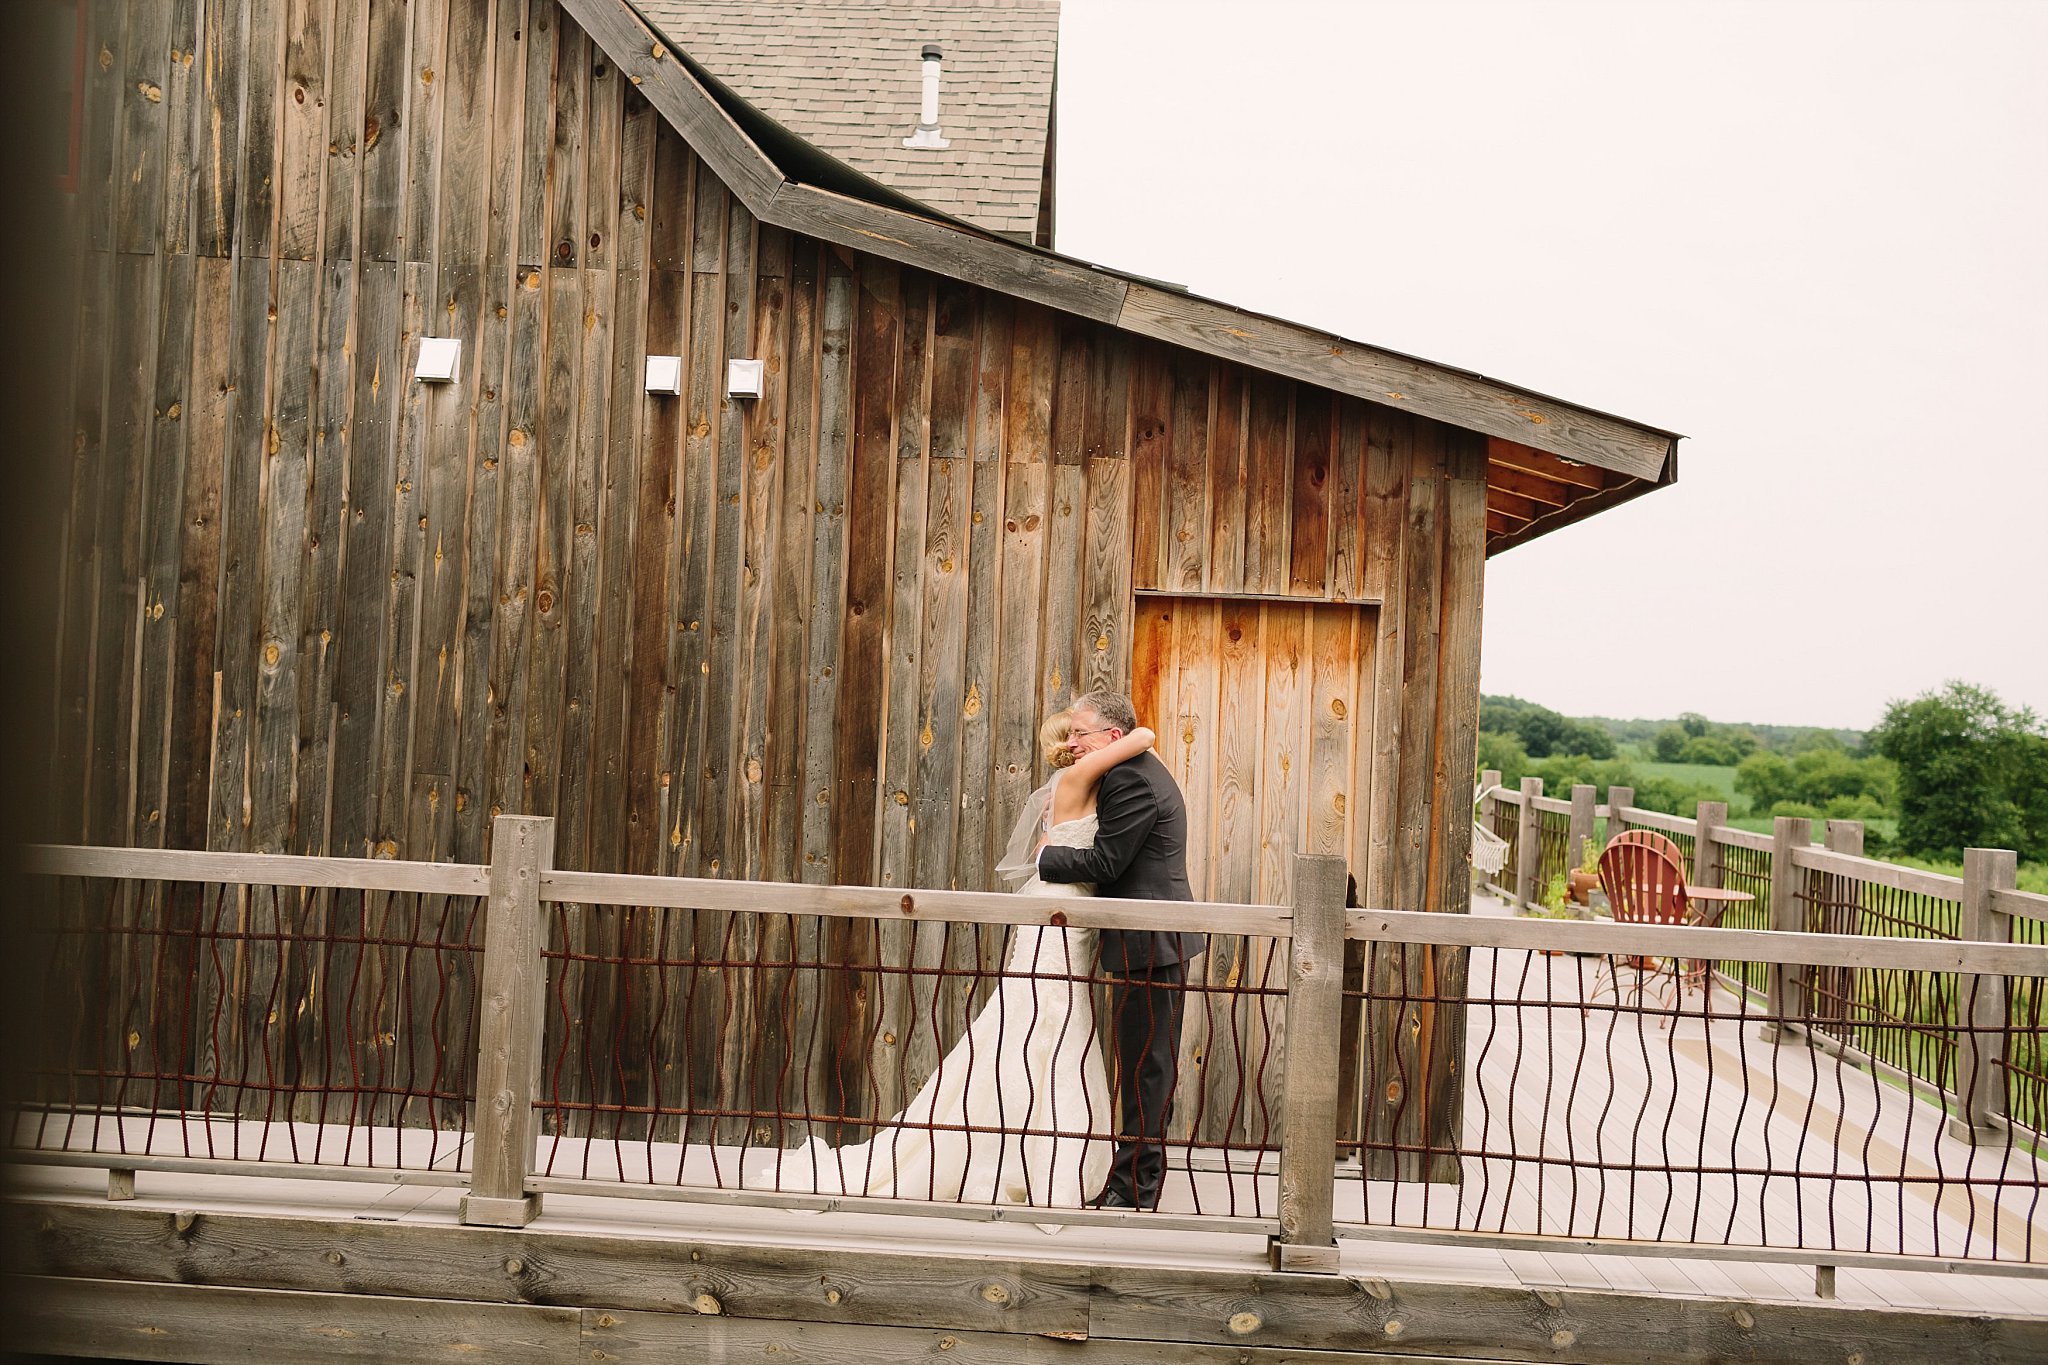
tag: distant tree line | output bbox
[1477,682,2047,864]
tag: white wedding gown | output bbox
[743,808,1113,1217]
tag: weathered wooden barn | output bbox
[49,0,1676,1154]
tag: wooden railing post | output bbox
[1478,768,1501,804]
[1760,815,1813,1045]
[1950,847,2019,1143]
[1825,820,1864,857]
[1272,852,1347,1273]
[1605,786,1634,844]
[461,815,556,1228]
[1514,778,1543,909]
[1567,784,1597,872]
[1692,800,1727,890]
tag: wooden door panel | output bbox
[1133,596,1375,906]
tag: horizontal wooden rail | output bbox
[540,868,1292,938]
[1992,887,2048,925]
[1712,825,1773,852]
[1528,795,1572,815]
[10,1150,470,1188]
[1611,807,1696,836]
[523,1175,1279,1239]
[19,844,491,896]
[1331,1221,2048,1283]
[1791,845,1966,901]
[1343,906,2048,976]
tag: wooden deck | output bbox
[11,894,2048,1363]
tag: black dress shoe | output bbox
[1089,1189,1135,1209]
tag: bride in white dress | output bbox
[743,714,1160,1216]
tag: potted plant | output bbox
[1567,838,1602,906]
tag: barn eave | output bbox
[573,0,1682,556]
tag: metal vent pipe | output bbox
[903,43,950,149]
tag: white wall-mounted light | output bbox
[645,355,683,396]
[725,358,765,399]
[415,337,461,384]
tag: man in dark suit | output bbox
[1035,690,1201,1210]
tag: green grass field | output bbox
[1623,759,1742,803]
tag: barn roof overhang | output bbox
[565,0,1681,555]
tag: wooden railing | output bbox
[1477,778,2044,1142]
[16,821,2048,1282]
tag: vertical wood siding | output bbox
[61,0,1484,1159]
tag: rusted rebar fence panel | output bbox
[522,859,1301,1236]
[1481,787,1521,901]
[1336,905,2048,1275]
[1530,796,1572,899]
[13,847,489,1187]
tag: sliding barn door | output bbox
[1132,595,1378,1148]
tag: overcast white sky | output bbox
[1052,0,2047,731]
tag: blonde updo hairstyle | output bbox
[1039,710,1076,769]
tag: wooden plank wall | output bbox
[58,0,1485,1158]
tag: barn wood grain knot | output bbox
[694,1292,723,1315]
[1051,911,1067,926]
[979,1282,1010,1304]
[1730,1308,1754,1330]
[1227,1311,1261,1335]
[901,894,916,916]
[1550,1329,1575,1348]
[1534,1290,1563,1309]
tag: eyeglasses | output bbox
[1069,726,1116,740]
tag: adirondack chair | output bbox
[1606,828,1689,878]
[1592,838,1699,1017]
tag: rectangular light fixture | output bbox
[725,358,765,399]
[415,337,461,384]
[645,355,683,396]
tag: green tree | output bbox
[1678,735,1739,766]
[1651,724,1688,762]
[1736,752,1794,814]
[1870,682,2048,861]
[1679,711,1710,739]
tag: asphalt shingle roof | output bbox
[637,1,1059,238]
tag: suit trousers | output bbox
[1102,960,1187,1208]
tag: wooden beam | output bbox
[13,1205,2046,1365]
[1486,437,1610,491]
[19,843,489,895]
[1342,904,2048,976]
[461,816,554,1227]
[1121,288,1671,481]
[769,183,1128,325]
[1272,853,1347,1272]
[1484,509,1515,538]
[1485,461,1574,507]
[540,867,1293,937]
[9,1276,581,1364]
[556,0,785,213]
[1484,486,1544,522]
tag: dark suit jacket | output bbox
[1035,751,1203,972]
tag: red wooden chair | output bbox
[1607,827,1687,873]
[1593,839,1698,1018]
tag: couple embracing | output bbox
[748,690,1198,1217]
